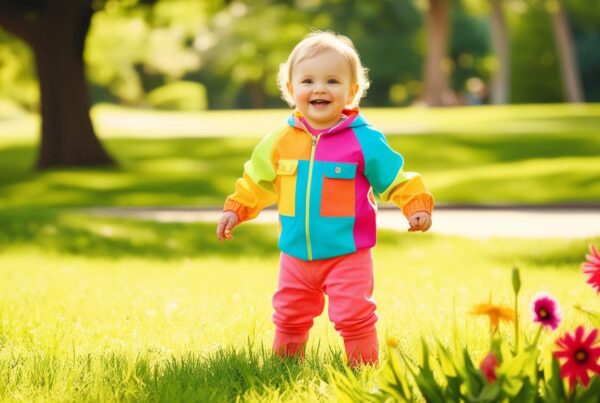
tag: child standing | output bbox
[216,31,433,366]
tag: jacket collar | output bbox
[287,107,367,135]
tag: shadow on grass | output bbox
[1,208,598,266]
[0,137,257,208]
[2,133,600,208]
[0,208,279,259]
[388,131,600,172]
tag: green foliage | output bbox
[2,0,599,108]
[509,1,563,103]
[0,31,37,110]
[86,0,206,104]
[449,0,491,97]
[308,0,424,107]
[146,80,208,110]
[331,268,600,402]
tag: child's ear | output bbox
[287,82,294,97]
[347,83,359,104]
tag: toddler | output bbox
[216,31,433,366]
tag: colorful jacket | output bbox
[223,108,434,261]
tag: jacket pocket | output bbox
[321,162,356,217]
[277,159,298,216]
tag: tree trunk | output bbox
[423,0,451,106]
[489,0,510,104]
[0,0,115,168]
[550,0,584,103]
[248,80,267,109]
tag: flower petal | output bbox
[575,326,585,342]
[583,328,598,345]
[579,370,590,387]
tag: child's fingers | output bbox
[217,216,235,241]
[223,218,236,240]
[216,221,226,240]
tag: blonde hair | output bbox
[277,31,370,108]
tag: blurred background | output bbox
[2,0,599,112]
[0,0,598,206]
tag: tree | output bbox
[489,0,510,104]
[422,0,452,106]
[0,0,153,169]
[549,0,584,102]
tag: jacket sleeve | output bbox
[223,129,281,222]
[358,127,434,219]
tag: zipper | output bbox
[305,134,320,260]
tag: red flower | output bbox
[479,352,499,383]
[530,292,562,330]
[554,326,600,390]
[582,244,600,294]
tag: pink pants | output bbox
[272,248,378,366]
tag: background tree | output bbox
[422,0,452,106]
[449,0,491,103]
[549,0,583,102]
[489,0,510,103]
[0,0,124,168]
[1,0,598,116]
[565,0,600,101]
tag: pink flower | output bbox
[554,326,600,390]
[582,244,600,294]
[530,292,562,330]
[479,352,499,383]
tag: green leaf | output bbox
[460,348,485,397]
[412,340,446,403]
[543,355,566,402]
[471,382,501,402]
[435,339,457,377]
[574,305,600,328]
[512,377,538,403]
[573,376,600,403]
[379,350,414,401]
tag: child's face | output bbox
[287,50,358,130]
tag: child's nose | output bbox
[313,81,326,92]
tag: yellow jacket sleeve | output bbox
[223,128,283,222]
[388,173,434,219]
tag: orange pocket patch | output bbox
[320,163,356,217]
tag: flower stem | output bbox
[531,325,544,349]
[513,294,520,354]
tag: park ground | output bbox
[0,103,599,401]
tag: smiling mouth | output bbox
[310,99,330,105]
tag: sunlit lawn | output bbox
[1,103,599,208]
[0,209,599,400]
[1,103,599,400]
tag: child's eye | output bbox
[301,79,313,84]
[328,79,339,84]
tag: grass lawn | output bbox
[1,103,599,400]
[1,103,599,208]
[0,209,599,401]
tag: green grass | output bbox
[1,103,599,208]
[1,103,599,400]
[0,209,598,401]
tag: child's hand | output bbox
[408,211,432,232]
[216,211,239,241]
